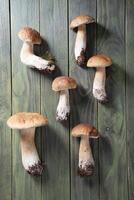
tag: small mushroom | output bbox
[70,15,95,66]
[52,76,77,121]
[7,112,48,176]
[87,54,112,103]
[18,27,55,72]
[71,123,99,176]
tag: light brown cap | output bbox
[87,54,112,68]
[7,112,48,129]
[52,76,77,91]
[71,123,99,138]
[70,15,95,29]
[18,27,41,44]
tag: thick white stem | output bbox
[75,25,86,65]
[78,136,94,176]
[20,42,55,71]
[56,90,70,121]
[20,128,43,175]
[93,67,108,103]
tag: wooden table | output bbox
[0,0,133,199]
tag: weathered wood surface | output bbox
[69,1,99,200]
[11,0,41,200]
[126,0,134,200]
[0,0,134,200]
[40,0,70,199]
[0,1,11,200]
[97,0,128,200]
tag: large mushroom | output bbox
[70,15,95,67]
[71,123,99,176]
[7,112,48,176]
[18,27,55,72]
[87,54,112,103]
[52,76,77,121]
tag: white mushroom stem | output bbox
[75,24,86,65]
[93,67,108,103]
[78,135,94,176]
[56,90,70,121]
[20,128,43,175]
[20,42,55,71]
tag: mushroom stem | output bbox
[78,135,94,176]
[56,90,70,121]
[20,127,43,175]
[93,67,108,103]
[20,42,55,72]
[75,24,86,66]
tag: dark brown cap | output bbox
[7,112,48,129]
[18,27,41,44]
[71,123,99,138]
[52,76,77,91]
[87,54,112,68]
[70,15,95,29]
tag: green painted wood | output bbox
[40,0,70,200]
[0,1,11,200]
[97,1,128,200]
[69,1,99,200]
[10,0,42,200]
[126,0,134,199]
[1,1,134,200]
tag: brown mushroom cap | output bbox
[18,27,42,44]
[70,15,95,29]
[7,112,48,129]
[87,54,112,68]
[52,76,77,91]
[71,123,99,138]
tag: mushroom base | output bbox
[56,108,70,121]
[27,161,44,176]
[93,88,108,104]
[33,63,55,74]
[76,49,86,67]
[78,163,94,176]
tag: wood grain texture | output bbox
[1,0,134,200]
[69,1,99,200]
[126,0,134,199]
[40,0,70,199]
[0,1,11,200]
[97,1,128,200]
[10,0,41,200]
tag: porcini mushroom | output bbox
[18,27,55,72]
[52,76,77,121]
[7,112,48,176]
[71,123,99,176]
[87,54,112,103]
[70,15,95,66]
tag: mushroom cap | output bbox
[70,15,95,29]
[7,112,48,129]
[18,27,42,44]
[71,123,99,138]
[87,54,112,68]
[52,76,77,91]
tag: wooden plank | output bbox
[69,1,99,200]
[40,0,70,200]
[10,1,41,200]
[97,1,128,200]
[0,1,11,200]
[126,0,134,199]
